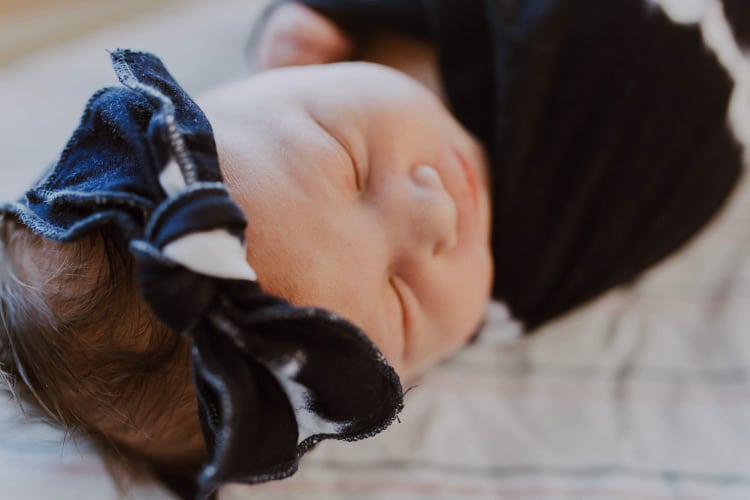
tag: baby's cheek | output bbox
[434,251,493,366]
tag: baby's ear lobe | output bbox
[249,2,354,71]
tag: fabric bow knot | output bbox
[2,49,403,499]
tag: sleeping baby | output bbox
[0,0,744,498]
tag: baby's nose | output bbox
[408,164,458,256]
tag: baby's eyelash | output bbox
[312,117,362,192]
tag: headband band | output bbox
[1,49,403,499]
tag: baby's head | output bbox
[0,61,491,483]
[202,61,493,378]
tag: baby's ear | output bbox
[249,2,354,71]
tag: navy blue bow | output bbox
[1,49,403,499]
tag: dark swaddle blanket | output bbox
[0,50,403,499]
[299,0,744,329]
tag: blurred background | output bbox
[0,0,269,200]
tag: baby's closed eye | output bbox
[310,116,364,193]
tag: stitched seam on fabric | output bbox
[111,50,199,185]
[43,86,114,190]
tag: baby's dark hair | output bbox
[0,214,203,489]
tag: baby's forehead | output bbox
[203,62,432,119]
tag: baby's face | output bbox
[200,62,492,380]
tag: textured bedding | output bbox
[2,1,750,499]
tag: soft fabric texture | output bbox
[0,49,403,499]
[298,0,744,331]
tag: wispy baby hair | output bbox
[0,213,196,470]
